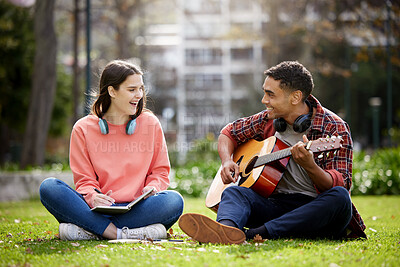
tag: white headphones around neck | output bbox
[98,117,137,135]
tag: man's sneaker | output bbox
[59,223,99,241]
[179,213,245,245]
[121,223,167,240]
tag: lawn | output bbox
[0,196,399,267]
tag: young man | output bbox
[179,61,366,244]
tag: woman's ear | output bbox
[108,86,115,98]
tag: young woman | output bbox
[40,60,184,240]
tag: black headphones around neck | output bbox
[273,100,313,133]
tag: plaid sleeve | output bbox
[313,119,353,190]
[224,110,270,146]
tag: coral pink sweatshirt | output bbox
[69,112,170,208]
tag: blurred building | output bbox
[145,0,269,152]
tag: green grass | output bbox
[0,196,399,267]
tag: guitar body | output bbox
[205,136,290,212]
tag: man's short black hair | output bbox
[264,61,314,101]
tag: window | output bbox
[185,48,222,65]
[231,47,253,61]
[229,0,252,12]
[184,23,223,39]
[185,0,221,14]
[185,74,223,92]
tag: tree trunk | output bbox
[72,0,80,124]
[114,0,137,59]
[116,16,130,59]
[266,0,279,67]
[20,0,57,168]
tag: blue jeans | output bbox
[216,186,352,239]
[39,178,184,236]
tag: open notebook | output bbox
[91,188,154,215]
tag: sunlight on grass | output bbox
[0,196,399,266]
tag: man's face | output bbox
[261,76,292,121]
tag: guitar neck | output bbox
[254,147,292,168]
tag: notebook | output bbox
[91,188,154,214]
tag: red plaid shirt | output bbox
[221,95,366,238]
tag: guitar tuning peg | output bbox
[318,153,324,159]
[326,152,330,158]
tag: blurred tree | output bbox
[113,0,141,59]
[258,0,400,147]
[49,65,73,138]
[89,0,147,60]
[20,0,57,168]
[0,1,34,164]
[264,0,279,66]
[72,0,81,123]
[313,0,400,147]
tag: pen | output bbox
[93,187,115,205]
[94,187,103,194]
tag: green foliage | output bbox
[0,196,399,266]
[171,160,220,198]
[352,147,400,195]
[0,3,73,166]
[169,136,221,198]
[386,127,400,146]
[0,2,34,133]
[182,134,221,165]
[346,60,399,142]
[48,65,73,137]
[0,162,70,172]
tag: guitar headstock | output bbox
[306,136,342,153]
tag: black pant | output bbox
[216,186,352,239]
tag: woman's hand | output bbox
[92,190,115,207]
[142,186,157,199]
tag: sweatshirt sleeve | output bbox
[69,124,99,208]
[144,118,170,192]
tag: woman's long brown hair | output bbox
[91,60,147,120]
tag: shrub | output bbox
[170,160,220,198]
[169,135,220,198]
[352,147,400,195]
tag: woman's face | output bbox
[109,74,144,118]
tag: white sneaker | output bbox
[59,223,99,241]
[121,223,167,240]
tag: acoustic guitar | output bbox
[205,136,342,212]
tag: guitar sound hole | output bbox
[244,156,258,176]
[237,156,258,186]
